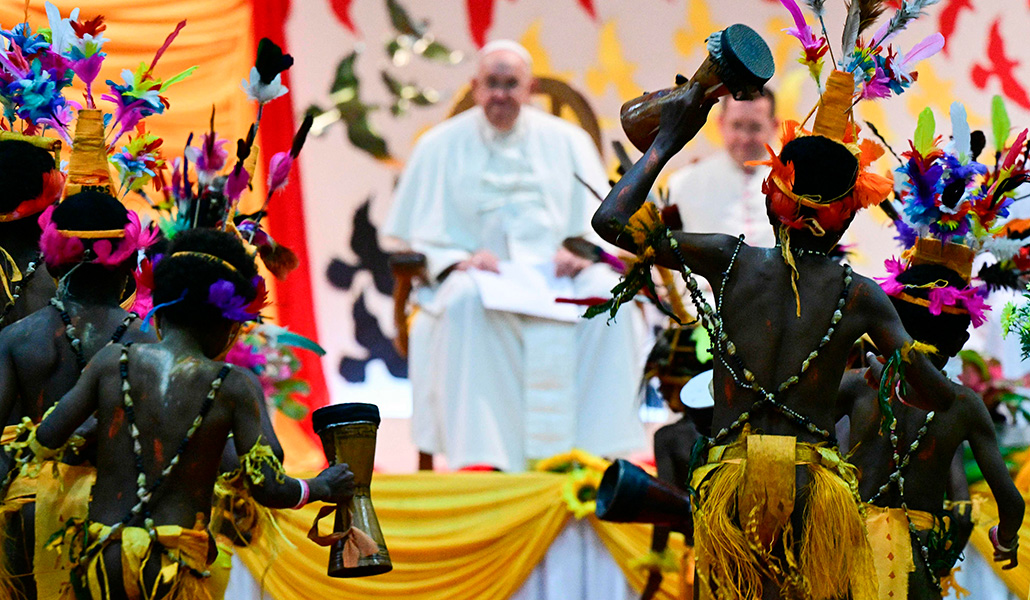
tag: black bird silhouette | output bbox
[339,291,408,382]
[328,199,407,382]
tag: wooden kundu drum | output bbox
[620,24,775,153]
[311,403,392,577]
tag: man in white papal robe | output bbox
[384,40,645,471]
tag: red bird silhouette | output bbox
[329,0,358,34]
[938,0,973,55]
[971,19,1030,110]
[465,0,596,48]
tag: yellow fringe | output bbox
[695,461,764,599]
[628,548,679,574]
[0,500,28,600]
[779,226,802,318]
[657,266,692,324]
[210,440,291,553]
[695,442,877,600]
[938,567,970,598]
[622,199,663,251]
[900,340,939,363]
[800,464,877,600]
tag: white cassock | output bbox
[666,151,775,248]
[384,105,646,471]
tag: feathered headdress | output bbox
[146,38,310,282]
[877,99,1030,327]
[752,0,942,314]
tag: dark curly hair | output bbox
[153,229,258,328]
[0,140,56,213]
[889,264,972,356]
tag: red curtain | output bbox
[253,0,330,447]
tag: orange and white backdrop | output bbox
[2,2,1029,598]
[6,0,1029,453]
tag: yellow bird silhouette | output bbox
[674,0,721,60]
[585,21,641,103]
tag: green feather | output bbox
[276,331,327,356]
[992,94,1011,152]
[877,350,901,435]
[913,107,936,156]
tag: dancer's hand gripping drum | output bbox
[311,403,393,577]
[620,24,774,153]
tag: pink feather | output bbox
[780,0,820,50]
[1003,129,1028,171]
[897,32,945,71]
[146,20,187,79]
[266,151,293,195]
[225,164,250,203]
[38,206,85,268]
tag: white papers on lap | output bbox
[467,261,579,322]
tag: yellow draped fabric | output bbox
[965,480,1030,598]
[237,472,690,600]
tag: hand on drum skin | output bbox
[554,246,592,278]
[456,250,500,273]
[314,464,356,504]
[654,81,717,156]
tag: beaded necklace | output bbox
[666,232,853,445]
[0,252,40,327]
[80,345,231,579]
[50,297,137,370]
[868,402,941,593]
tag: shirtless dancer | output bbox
[841,261,1023,598]
[0,139,63,330]
[34,229,354,599]
[0,192,155,599]
[839,102,1028,595]
[593,77,955,599]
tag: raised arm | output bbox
[592,83,735,282]
[965,390,1024,568]
[35,344,110,450]
[859,278,955,412]
[229,369,351,509]
[593,82,713,247]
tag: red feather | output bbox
[145,20,186,80]
[246,277,270,315]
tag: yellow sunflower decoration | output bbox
[535,449,611,520]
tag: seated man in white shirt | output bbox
[384,41,645,471]
[666,91,777,247]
